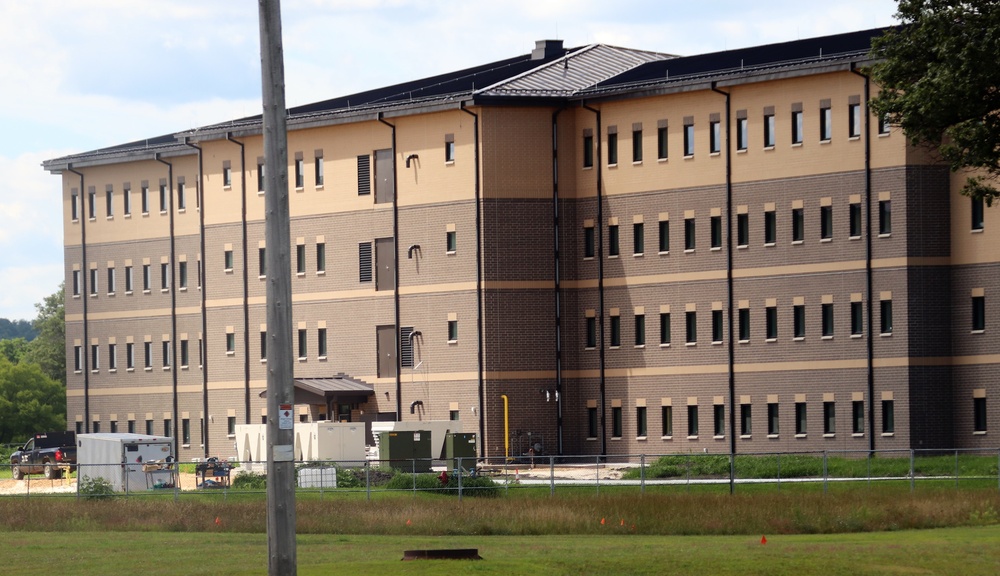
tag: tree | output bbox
[870,1,1000,205]
[0,356,66,444]
[0,338,30,364]
[22,285,65,386]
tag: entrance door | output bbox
[375,237,395,291]
[374,148,394,204]
[376,325,397,378]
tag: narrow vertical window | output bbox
[126,343,134,370]
[793,304,805,338]
[612,407,622,438]
[851,301,864,336]
[585,317,597,348]
[973,397,987,432]
[448,320,458,342]
[880,299,893,335]
[71,192,79,220]
[88,189,96,219]
[878,200,892,235]
[445,136,456,162]
[260,330,267,360]
[608,224,619,257]
[737,117,748,151]
[177,182,186,210]
[822,303,834,337]
[318,328,327,358]
[607,126,618,165]
[972,295,986,331]
[74,345,82,372]
[632,128,642,162]
[657,123,668,160]
[685,311,697,344]
[849,103,862,138]
[684,121,695,156]
[315,155,324,186]
[709,120,721,153]
[659,312,671,345]
[259,247,266,277]
[108,343,117,370]
[634,313,645,346]
[141,186,150,214]
[159,184,168,212]
[224,250,234,271]
[257,160,266,192]
[123,186,131,216]
[587,407,598,438]
[687,405,699,437]
[89,268,98,295]
[879,113,891,135]
[795,402,807,435]
[162,340,170,368]
[737,213,749,247]
[764,113,775,147]
[824,401,836,434]
[853,400,865,434]
[714,405,725,437]
[881,400,894,433]
[633,222,644,255]
[766,306,778,340]
[583,226,595,258]
[791,109,803,144]
[223,164,232,187]
[662,406,673,437]
[740,404,752,436]
[160,262,169,290]
[972,196,984,231]
[849,202,862,238]
[609,314,621,347]
[768,403,779,435]
[684,217,695,251]
[820,205,833,240]
[316,242,326,273]
[583,134,594,168]
[124,266,133,293]
[144,341,152,368]
[711,310,723,343]
[142,264,150,291]
[180,339,189,367]
[710,215,722,249]
[178,261,187,289]
[658,220,669,253]
[764,210,776,245]
[738,308,750,342]
[636,407,647,437]
[91,344,99,371]
[298,329,307,359]
[820,104,832,141]
[106,187,113,217]
[226,333,235,354]
[72,270,81,296]
[791,207,804,242]
[446,230,457,253]
[296,244,306,274]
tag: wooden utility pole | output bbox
[258,0,296,574]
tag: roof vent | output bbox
[531,39,564,60]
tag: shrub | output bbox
[383,472,500,497]
[231,471,267,490]
[78,476,116,500]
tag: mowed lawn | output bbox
[7,527,999,575]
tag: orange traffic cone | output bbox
[600,517,606,525]
[761,535,767,545]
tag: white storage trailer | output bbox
[77,433,174,492]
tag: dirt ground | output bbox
[0,472,202,495]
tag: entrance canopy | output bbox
[259,373,375,408]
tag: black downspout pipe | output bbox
[155,153,179,456]
[582,102,606,456]
[378,115,402,419]
[67,165,89,433]
[184,138,210,457]
[226,133,252,425]
[712,83,736,494]
[851,64,876,451]
[551,104,567,455]
[460,103,486,457]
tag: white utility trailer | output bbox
[77,433,175,492]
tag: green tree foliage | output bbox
[870,1,1000,204]
[0,356,66,444]
[0,338,30,364]
[0,318,35,341]
[22,285,65,386]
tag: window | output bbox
[586,317,597,348]
[316,242,326,273]
[106,188,113,217]
[223,165,232,187]
[295,158,305,188]
[684,122,695,156]
[90,344,99,371]
[587,406,598,438]
[737,213,749,247]
[853,400,865,434]
[162,340,170,368]
[449,410,459,422]
[706,215,721,249]
[684,217,695,251]
[296,244,306,274]
[820,205,833,240]
[793,304,805,339]
[765,306,777,340]
[792,208,804,242]
[123,187,131,216]
[124,266,133,293]
[632,128,642,162]
[658,220,669,253]
[738,308,750,342]
[849,202,861,238]
[820,105,832,141]
[972,295,986,331]
[258,247,266,277]
[227,416,237,436]
[182,419,191,445]
[164,419,172,438]
[257,161,266,192]
[714,405,725,437]
[851,301,864,336]
[177,182,186,210]
[226,333,235,354]
[73,345,82,372]
[260,330,267,360]
[712,310,723,343]
[974,397,987,432]
[88,189,96,219]
[141,186,150,214]
[445,139,455,162]
[634,313,645,346]
[71,192,79,220]
[796,402,807,435]
[881,400,894,434]
[448,320,458,342]
[849,103,862,138]
[446,230,457,253]
[611,406,622,438]
[768,403,779,435]
[142,264,151,292]
[144,342,152,369]
[145,419,154,436]
[224,249,234,271]
[822,303,834,337]
[178,261,187,289]
[685,311,697,344]
[659,312,671,345]
[632,222,644,255]
[737,117,748,151]
[609,314,621,347]
[662,406,673,437]
[878,200,891,235]
[583,134,594,168]
[824,401,836,434]
[608,224,619,257]
[709,120,721,153]
[764,210,776,245]
[298,329,307,359]
[972,197,985,231]
[740,404,752,436]
[127,420,135,433]
[607,130,618,165]
[880,300,893,335]
[879,113,891,135]
[159,184,168,212]
[318,328,327,358]
[764,113,775,147]
[160,262,169,290]
[89,268,98,295]
[198,337,203,367]
[180,339,189,367]
[72,270,81,296]
[791,110,803,144]
[315,155,324,186]
[126,343,134,370]
[657,125,668,159]
[583,226,595,258]
[636,407,647,437]
[687,405,699,437]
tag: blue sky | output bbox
[0,0,899,321]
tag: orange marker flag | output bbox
[600,517,606,525]
[761,535,767,545]
[620,519,624,526]
[214,517,221,526]
[406,519,412,526]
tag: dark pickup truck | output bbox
[10,431,77,480]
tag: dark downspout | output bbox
[460,103,486,456]
[851,64,876,451]
[378,115,402,419]
[155,154,179,456]
[551,104,567,455]
[67,165,89,432]
[184,138,210,457]
[226,133,251,425]
[582,103,606,456]
[712,83,736,494]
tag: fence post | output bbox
[954,449,959,490]
[729,453,735,495]
[640,454,646,495]
[411,458,416,495]
[596,454,600,496]
[549,456,555,497]
[909,449,915,493]
[867,450,872,488]
[457,457,463,502]
[686,454,691,492]
[823,451,828,494]
[777,453,781,493]
[365,460,371,502]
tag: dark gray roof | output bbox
[294,375,374,396]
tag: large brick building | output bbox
[43,28,997,461]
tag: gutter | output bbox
[66,165,89,433]
[551,103,567,455]
[226,133,252,425]
[184,137,210,457]
[377,114,402,419]
[581,102,606,456]
[155,153,179,457]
